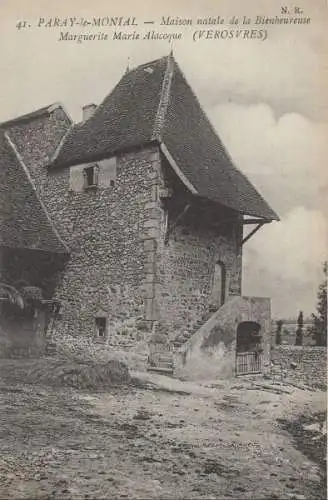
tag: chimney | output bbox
[82,103,97,121]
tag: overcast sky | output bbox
[1,0,327,319]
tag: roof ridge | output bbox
[151,54,175,141]
[134,56,168,71]
[49,127,73,167]
[0,102,72,129]
[4,132,70,253]
[49,65,139,166]
[45,55,278,220]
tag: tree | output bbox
[275,320,283,345]
[311,261,327,346]
[0,282,25,309]
[295,310,303,346]
[0,282,43,312]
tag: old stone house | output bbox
[0,55,279,377]
[0,108,70,356]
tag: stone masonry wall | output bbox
[42,146,162,347]
[11,118,244,355]
[271,346,327,389]
[5,107,71,199]
[175,296,271,380]
[156,211,243,339]
[41,143,243,350]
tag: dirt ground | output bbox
[0,362,326,500]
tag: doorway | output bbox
[235,321,263,375]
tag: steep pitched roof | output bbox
[0,103,72,130]
[50,56,278,220]
[0,132,69,254]
[50,59,167,167]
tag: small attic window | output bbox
[95,317,107,337]
[83,165,99,189]
[143,66,154,74]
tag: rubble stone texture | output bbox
[43,145,243,348]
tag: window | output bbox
[95,317,107,337]
[210,261,226,309]
[83,165,99,188]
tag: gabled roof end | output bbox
[0,102,73,129]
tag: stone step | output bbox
[171,341,184,348]
[152,361,174,367]
[155,355,173,361]
[149,362,174,369]
[147,365,174,374]
[148,356,174,365]
[45,341,57,356]
[172,311,215,347]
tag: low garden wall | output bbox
[271,346,327,389]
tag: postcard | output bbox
[0,1,327,499]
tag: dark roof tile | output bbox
[50,56,278,220]
[0,132,69,254]
[162,62,278,220]
[51,59,168,167]
[0,103,72,129]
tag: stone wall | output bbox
[5,107,71,198]
[40,145,244,352]
[43,146,162,347]
[156,203,243,339]
[46,333,148,372]
[271,346,327,389]
[175,296,271,380]
[1,107,250,361]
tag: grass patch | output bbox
[0,356,130,391]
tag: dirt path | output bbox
[0,371,326,499]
